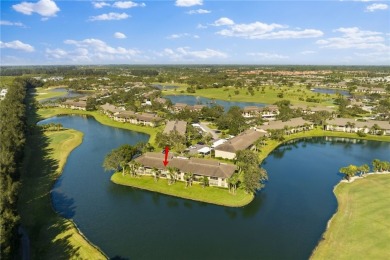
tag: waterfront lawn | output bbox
[19,129,106,259]
[38,107,160,147]
[163,85,335,106]
[111,173,254,207]
[311,174,390,259]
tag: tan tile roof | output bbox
[135,152,236,178]
[259,118,313,131]
[326,118,390,129]
[214,129,266,153]
[100,103,122,113]
[164,120,187,135]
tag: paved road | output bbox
[19,226,30,260]
[198,122,219,139]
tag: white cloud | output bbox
[214,19,323,39]
[12,0,60,17]
[89,12,129,21]
[300,50,317,55]
[213,17,235,26]
[113,1,145,9]
[114,32,127,39]
[365,3,388,12]
[247,52,289,59]
[175,0,203,7]
[46,38,142,63]
[0,20,25,27]
[197,23,207,29]
[187,9,211,14]
[45,48,68,58]
[157,47,227,61]
[0,40,35,52]
[93,1,110,8]
[64,38,139,56]
[166,33,199,39]
[316,27,389,51]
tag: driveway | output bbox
[198,122,219,139]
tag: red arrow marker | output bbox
[163,146,169,166]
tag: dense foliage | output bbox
[235,150,268,194]
[0,78,29,258]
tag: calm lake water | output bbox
[165,95,266,111]
[40,88,83,103]
[311,88,350,96]
[39,116,390,259]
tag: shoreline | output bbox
[340,171,390,183]
[20,128,107,259]
[111,172,254,208]
[310,173,390,259]
[47,130,108,259]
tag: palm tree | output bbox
[372,159,382,172]
[184,172,193,187]
[128,161,141,177]
[227,172,239,194]
[167,167,178,185]
[152,167,160,182]
[339,165,358,181]
[358,164,370,176]
[201,176,209,188]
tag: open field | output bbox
[37,108,160,147]
[163,85,337,106]
[19,129,107,259]
[111,173,254,207]
[311,174,390,259]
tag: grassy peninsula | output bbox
[111,173,254,207]
[311,174,390,259]
[19,129,107,259]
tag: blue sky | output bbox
[1,0,389,65]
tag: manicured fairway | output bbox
[163,85,336,106]
[311,174,390,260]
[18,129,107,259]
[35,87,67,101]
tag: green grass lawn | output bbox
[38,107,161,147]
[111,173,254,207]
[163,85,336,106]
[311,174,390,260]
[19,129,107,259]
[35,87,67,101]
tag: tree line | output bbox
[339,159,390,181]
[0,78,29,258]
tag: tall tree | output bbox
[339,165,358,181]
[235,150,268,194]
[103,144,137,176]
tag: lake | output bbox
[40,116,390,259]
[311,88,350,96]
[165,95,267,111]
[40,88,83,102]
